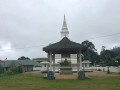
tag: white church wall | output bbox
[55,54,61,63]
[70,54,77,64]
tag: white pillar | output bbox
[48,53,50,71]
[53,53,55,73]
[77,53,79,73]
[49,51,52,71]
[79,51,82,71]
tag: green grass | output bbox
[0,73,120,90]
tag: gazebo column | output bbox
[49,51,52,71]
[79,51,82,71]
[78,50,85,80]
[53,52,55,74]
[48,53,50,71]
[77,53,79,73]
[47,51,54,80]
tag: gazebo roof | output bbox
[43,37,86,54]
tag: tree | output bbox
[81,40,99,65]
[81,40,97,51]
[111,46,120,56]
[100,50,116,64]
[101,46,106,51]
[112,56,120,66]
[18,56,30,60]
[100,50,116,73]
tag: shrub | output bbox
[0,65,4,74]
[6,66,23,75]
[18,66,23,73]
[5,70,14,75]
[9,67,19,74]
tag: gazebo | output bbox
[43,37,87,80]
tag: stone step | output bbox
[60,72,72,75]
[55,75,78,79]
[60,69,72,74]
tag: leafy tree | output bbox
[100,50,116,73]
[101,46,106,51]
[111,46,120,56]
[100,50,116,64]
[18,56,30,60]
[81,40,99,65]
[83,49,99,65]
[81,40,97,51]
[112,56,120,66]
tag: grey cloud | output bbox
[0,0,120,59]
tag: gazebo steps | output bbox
[55,75,78,79]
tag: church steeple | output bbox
[62,15,68,30]
[61,15,69,38]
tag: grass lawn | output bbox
[0,71,120,90]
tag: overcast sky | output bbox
[0,0,120,60]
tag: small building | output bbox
[33,58,49,71]
[82,60,92,72]
[40,61,49,72]
[82,60,91,68]
[0,60,41,72]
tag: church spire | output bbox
[61,15,69,39]
[62,14,68,30]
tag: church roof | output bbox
[43,37,86,54]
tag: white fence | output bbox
[90,66,120,73]
[33,66,120,73]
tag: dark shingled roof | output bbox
[0,60,42,67]
[43,37,86,54]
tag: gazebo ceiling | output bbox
[43,37,87,54]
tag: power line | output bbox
[88,32,120,40]
[0,32,120,52]
[77,32,120,41]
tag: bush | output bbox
[5,70,14,75]
[6,66,23,75]
[0,65,4,74]
[10,67,19,74]
[18,66,23,73]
